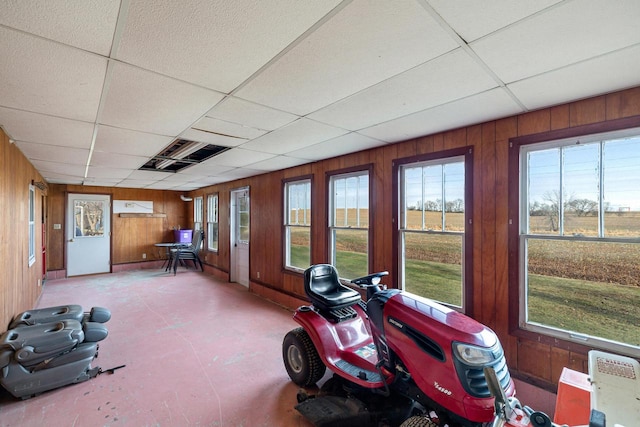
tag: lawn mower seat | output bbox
[9,305,111,329]
[304,264,361,312]
[0,319,108,399]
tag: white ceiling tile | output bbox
[94,125,173,157]
[15,141,90,165]
[193,116,266,140]
[247,155,310,172]
[115,179,159,188]
[509,44,640,110]
[187,176,231,186]
[241,118,348,155]
[205,148,276,168]
[85,167,133,179]
[44,175,84,185]
[360,89,523,143]
[115,0,342,92]
[31,160,86,177]
[100,62,225,135]
[207,97,298,131]
[170,184,201,191]
[180,128,247,147]
[0,27,107,121]
[236,0,458,115]
[178,161,235,177]
[0,0,120,55]
[90,151,149,169]
[218,168,264,180]
[160,173,198,183]
[288,133,387,161]
[126,169,172,181]
[0,107,94,148]
[82,178,123,187]
[471,0,640,83]
[308,49,497,130]
[427,0,562,42]
[145,182,177,190]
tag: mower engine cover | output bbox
[379,292,515,423]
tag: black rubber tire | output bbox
[282,327,326,386]
[399,416,437,427]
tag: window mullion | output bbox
[559,148,565,236]
[599,141,605,238]
[421,167,426,230]
[441,165,446,231]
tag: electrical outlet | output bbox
[142,253,146,259]
[257,271,260,279]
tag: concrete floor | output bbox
[0,269,315,427]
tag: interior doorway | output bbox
[230,187,249,287]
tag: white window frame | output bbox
[28,184,36,266]
[399,155,466,310]
[329,169,370,280]
[207,194,218,252]
[518,127,640,356]
[194,196,203,232]
[284,179,311,272]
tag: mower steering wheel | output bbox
[351,271,389,287]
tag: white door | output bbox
[66,193,111,276]
[230,187,249,287]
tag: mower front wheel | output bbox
[282,327,326,386]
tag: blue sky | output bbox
[528,136,640,211]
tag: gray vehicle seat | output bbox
[0,306,110,399]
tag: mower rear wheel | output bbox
[282,327,326,386]
[399,415,437,427]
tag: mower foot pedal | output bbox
[335,359,383,383]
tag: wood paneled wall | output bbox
[189,86,640,390]
[0,129,46,328]
[46,185,188,270]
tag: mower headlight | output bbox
[453,343,494,366]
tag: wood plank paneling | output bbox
[0,129,46,328]
[479,122,497,329]
[606,86,640,119]
[570,95,606,127]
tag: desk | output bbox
[154,243,188,271]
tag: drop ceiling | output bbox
[0,0,639,191]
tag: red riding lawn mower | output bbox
[282,264,516,427]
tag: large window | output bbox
[284,179,311,271]
[514,127,640,356]
[207,194,218,252]
[28,184,36,266]
[194,196,203,231]
[329,169,369,279]
[398,152,469,310]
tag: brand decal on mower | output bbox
[434,381,452,396]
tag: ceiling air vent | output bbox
[139,139,230,172]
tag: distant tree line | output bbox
[529,191,615,231]
[408,198,464,213]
